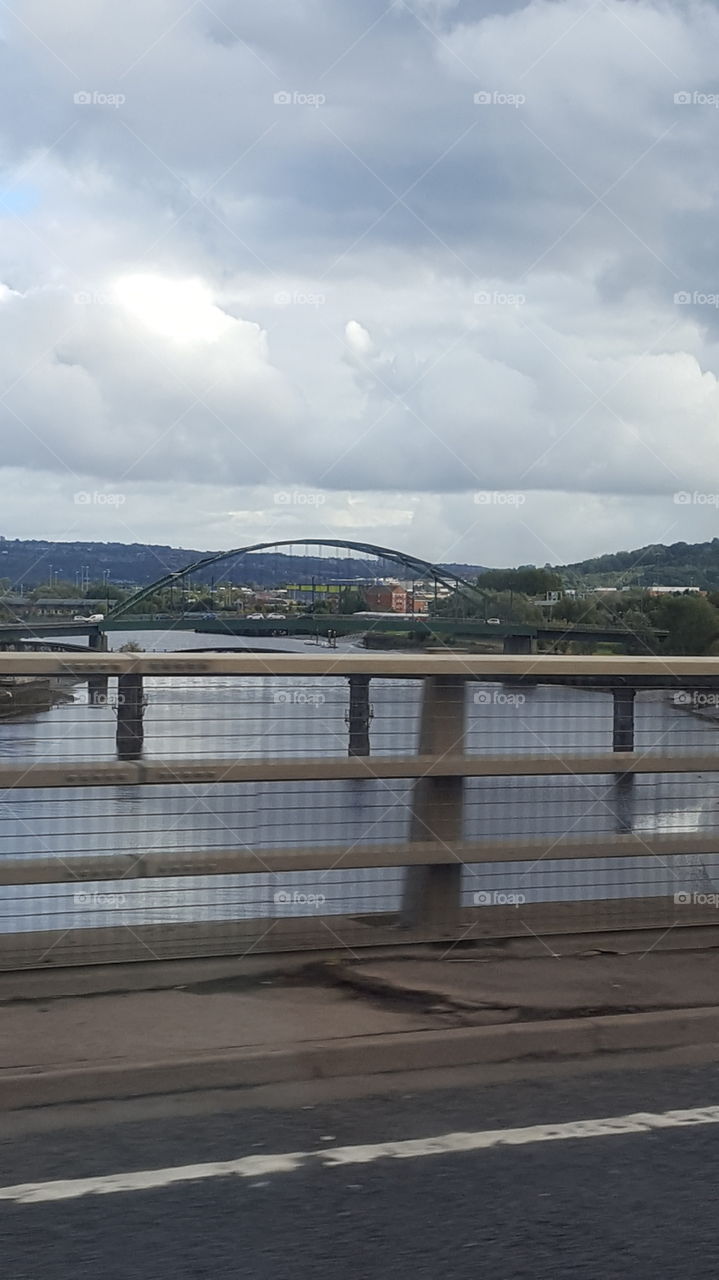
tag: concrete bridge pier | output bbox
[116,674,145,761]
[612,686,636,752]
[612,686,636,833]
[402,676,465,929]
[87,628,108,705]
[503,634,536,655]
[346,675,372,756]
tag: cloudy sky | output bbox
[1,0,719,568]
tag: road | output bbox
[2,1053,719,1278]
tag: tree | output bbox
[551,598,603,625]
[29,580,77,600]
[651,595,719,655]
[476,567,563,596]
[183,596,215,612]
[83,582,127,601]
[339,589,366,614]
[430,587,542,623]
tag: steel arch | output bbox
[107,538,480,619]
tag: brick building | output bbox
[362,584,408,612]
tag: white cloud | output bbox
[0,0,718,564]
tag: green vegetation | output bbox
[338,588,366,613]
[562,538,719,590]
[476,567,562,595]
[431,587,543,625]
[83,581,127,601]
[649,595,719,655]
[28,580,78,600]
[430,578,719,655]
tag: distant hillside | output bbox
[5,532,719,593]
[0,537,485,589]
[560,539,719,590]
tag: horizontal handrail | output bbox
[0,652,719,678]
[0,751,716,790]
[4,831,719,885]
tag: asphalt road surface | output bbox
[3,1055,719,1279]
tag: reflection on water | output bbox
[1,630,719,931]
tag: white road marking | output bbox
[2,1105,719,1204]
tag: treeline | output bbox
[563,538,719,590]
[432,568,719,655]
[475,567,562,595]
[552,590,719,655]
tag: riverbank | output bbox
[0,677,73,720]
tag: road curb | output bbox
[3,1005,719,1110]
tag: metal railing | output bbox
[1,651,719,969]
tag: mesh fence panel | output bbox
[1,658,718,967]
